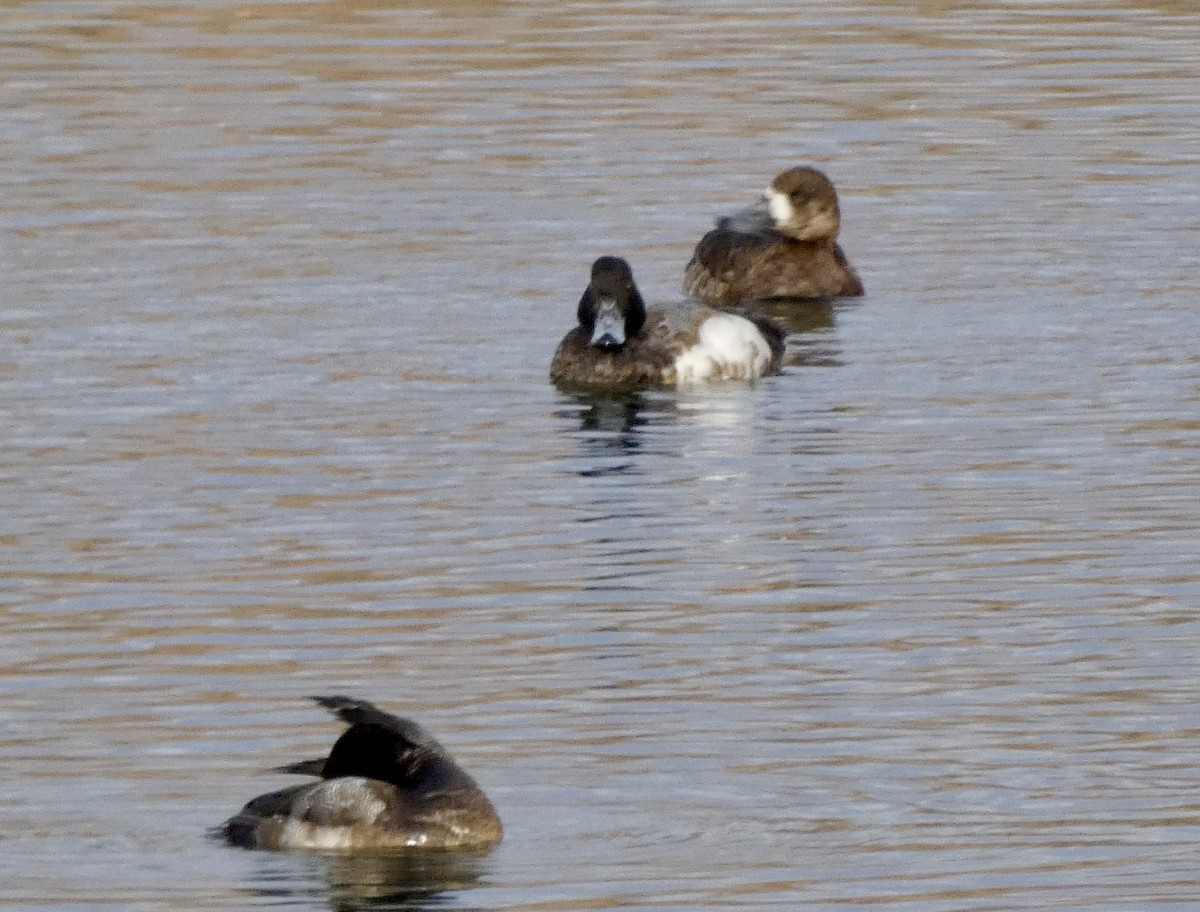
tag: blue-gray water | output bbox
[3,1,1200,910]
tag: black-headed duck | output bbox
[217,696,502,852]
[551,256,785,390]
[683,166,863,305]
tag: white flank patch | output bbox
[673,313,771,383]
[767,188,794,227]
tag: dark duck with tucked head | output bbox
[550,256,785,391]
[683,166,863,306]
[216,696,503,852]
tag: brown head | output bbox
[765,166,841,242]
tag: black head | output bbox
[576,256,646,350]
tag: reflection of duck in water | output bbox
[571,390,649,464]
[751,296,836,338]
[551,256,785,391]
[683,166,864,306]
[321,851,490,908]
[217,696,502,852]
[555,389,675,478]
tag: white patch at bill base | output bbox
[767,188,795,227]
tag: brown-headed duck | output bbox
[683,166,863,305]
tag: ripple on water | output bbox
[3,0,1200,910]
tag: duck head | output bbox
[764,166,842,242]
[578,256,647,351]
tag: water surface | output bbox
[3,1,1200,910]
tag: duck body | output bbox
[217,696,502,853]
[683,166,863,306]
[551,256,784,391]
[684,227,863,304]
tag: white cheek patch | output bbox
[673,313,773,383]
[767,189,794,227]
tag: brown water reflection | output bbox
[3,0,1200,910]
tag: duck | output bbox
[682,166,864,306]
[216,696,503,852]
[550,256,785,390]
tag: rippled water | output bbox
[3,1,1200,909]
